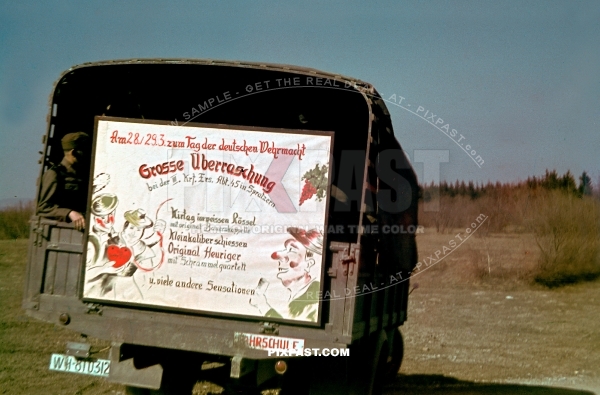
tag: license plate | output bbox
[49,353,110,377]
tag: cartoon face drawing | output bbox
[121,209,153,245]
[270,227,323,288]
[91,193,118,234]
[272,239,315,287]
[94,212,115,231]
[250,227,324,322]
[122,223,146,244]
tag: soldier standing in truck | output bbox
[37,132,90,230]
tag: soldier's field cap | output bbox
[62,132,90,151]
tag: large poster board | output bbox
[83,117,333,324]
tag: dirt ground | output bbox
[397,280,600,394]
[1,232,599,394]
[393,231,600,395]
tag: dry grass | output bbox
[0,240,120,395]
[418,188,600,288]
[527,192,600,287]
[413,229,540,289]
[0,201,33,240]
[419,190,535,234]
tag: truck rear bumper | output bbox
[108,343,163,389]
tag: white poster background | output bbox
[83,118,332,323]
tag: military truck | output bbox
[24,59,419,394]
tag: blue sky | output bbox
[1,1,599,201]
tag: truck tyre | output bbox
[156,367,197,395]
[385,329,404,382]
[224,386,262,395]
[278,358,310,395]
[124,365,197,395]
[366,331,390,395]
[125,387,149,395]
[280,355,357,395]
[281,343,373,395]
[125,383,195,395]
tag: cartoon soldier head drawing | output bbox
[250,227,323,322]
[91,193,118,235]
[122,208,154,244]
[272,227,323,289]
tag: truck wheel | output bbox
[278,358,310,395]
[384,329,404,382]
[366,331,390,395]
[224,385,263,395]
[371,342,389,395]
[125,384,195,395]
[155,369,196,395]
[125,387,149,395]
[125,367,197,395]
[312,346,372,395]
[280,355,353,395]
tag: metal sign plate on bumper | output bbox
[49,353,110,377]
[234,332,304,353]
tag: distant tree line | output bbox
[0,169,596,240]
[422,169,594,201]
[418,169,600,287]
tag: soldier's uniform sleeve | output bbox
[37,168,72,221]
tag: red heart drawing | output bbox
[107,245,132,268]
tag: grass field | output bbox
[2,233,599,394]
[0,240,119,395]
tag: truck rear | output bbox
[24,59,419,394]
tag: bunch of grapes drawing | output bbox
[299,164,328,206]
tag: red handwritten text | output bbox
[190,154,275,194]
[139,160,184,179]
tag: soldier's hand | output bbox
[68,211,85,231]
